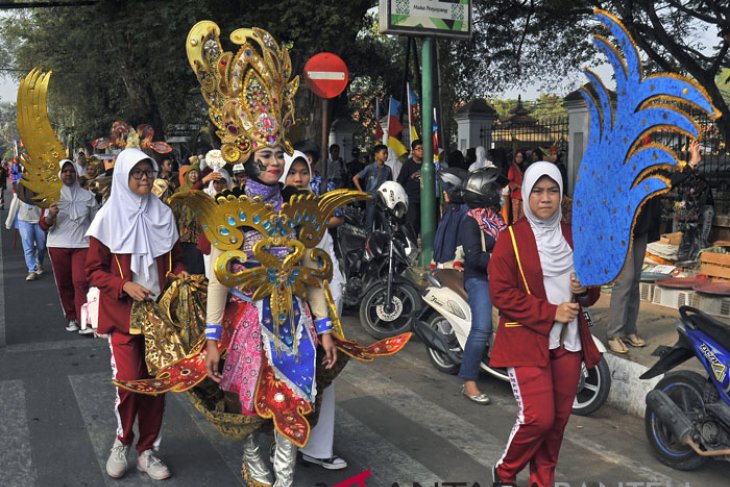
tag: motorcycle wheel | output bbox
[571,357,611,416]
[644,370,709,471]
[359,282,420,339]
[425,314,461,375]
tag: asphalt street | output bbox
[1,211,729,486]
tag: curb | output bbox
[604,353,660,418]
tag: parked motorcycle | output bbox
[641,305,730,470]
[356,181,422,339]
[414,268,612,416]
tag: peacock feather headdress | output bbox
[186,22,299,164]
[571,9,720,286]
[16,69,66,207]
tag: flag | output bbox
[388,96,403,137]
[374,97,384,140]
[407,84,420,145]
[432,107,439,153]
[387,135,408,157]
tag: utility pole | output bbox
[419,37,435,267]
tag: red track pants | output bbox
[48,247,89,322]
[495,347,582,487]
[108,332,165,454]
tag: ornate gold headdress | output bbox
[186,22,299,164]
[16,68,66,207]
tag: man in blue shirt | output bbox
[353,144,392,230]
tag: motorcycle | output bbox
[413,268,612,416]
[641,305,730,470]
[352,182,422,339]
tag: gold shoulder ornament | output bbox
[16,69,66,207]
[171,189,371,331]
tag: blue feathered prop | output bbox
[572,9,719,286]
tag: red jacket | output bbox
[488,219,601,369]
[85,237,186,334]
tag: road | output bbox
[0,221,728,487]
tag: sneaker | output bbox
[137,450,171,480]
[66,320,80,332]
[608,337,629,354]
[78,326,95,335]
[34,266,44,276]
[25,272,37,282]
[301,453,348,470]
[105,438,129,479]
[623,334,647,348]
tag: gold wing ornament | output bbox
[16,69,66,207]
[172,189,370,329]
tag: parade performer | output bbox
[86,148,187,480]
[280,150,348,470]
[112,22,410,487]
[39,159,98,333]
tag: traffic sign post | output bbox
[303,53,349,186]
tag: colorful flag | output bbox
[407,84,420,145]
[432,107,439,153]
[374,97,384,140]
[388,96,403,137]
[387,135,408,157]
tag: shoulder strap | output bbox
[508,226,531,295]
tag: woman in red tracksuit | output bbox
[85,148,186,481]
[488,161,601,487]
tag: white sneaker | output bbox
[78,326,94,335]
[105,438,129,478]
[137,450,171,480]
[66,320,80,332]
[34,266,44,276]
[25,272,37,282]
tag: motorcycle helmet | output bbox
[438,167,468,204]
[463,167,508,209]
[376,181,409,219]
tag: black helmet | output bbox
[463,167,508,209]
[438,167,468,204]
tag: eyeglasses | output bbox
[130,169,157,180]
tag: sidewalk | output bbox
[588,291,718,417]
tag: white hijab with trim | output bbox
[280,150,311,184]
[86,148,178,279]
[58,159,95,222]
[521,161,572,277]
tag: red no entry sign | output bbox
[303,53,349,99]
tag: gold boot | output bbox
[272,431,298,487]
[241,435,273,487]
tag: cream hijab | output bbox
[86,148,178,279]
[58,159,95,222]
[521,161,573,277]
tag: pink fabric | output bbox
[219,301,263,415]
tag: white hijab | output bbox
[521,161,572,277]
[86,148,178,279]
[280,150,311,184]
[204,167,232,196]
[468,146,495,172]
[58,159,95,222]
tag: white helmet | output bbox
[376,181,408,219]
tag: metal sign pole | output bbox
[420,36,435,267]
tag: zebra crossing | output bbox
[1,225,728,487]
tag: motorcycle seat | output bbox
[433,269,469,303]
[687,311,730,353]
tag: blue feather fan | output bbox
[571,9,719,286]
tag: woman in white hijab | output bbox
[40,159,98,333]
[487,161,601,487]
[280,150,348,471]
[85,148,187,481]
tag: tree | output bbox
[447,1,730,142]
